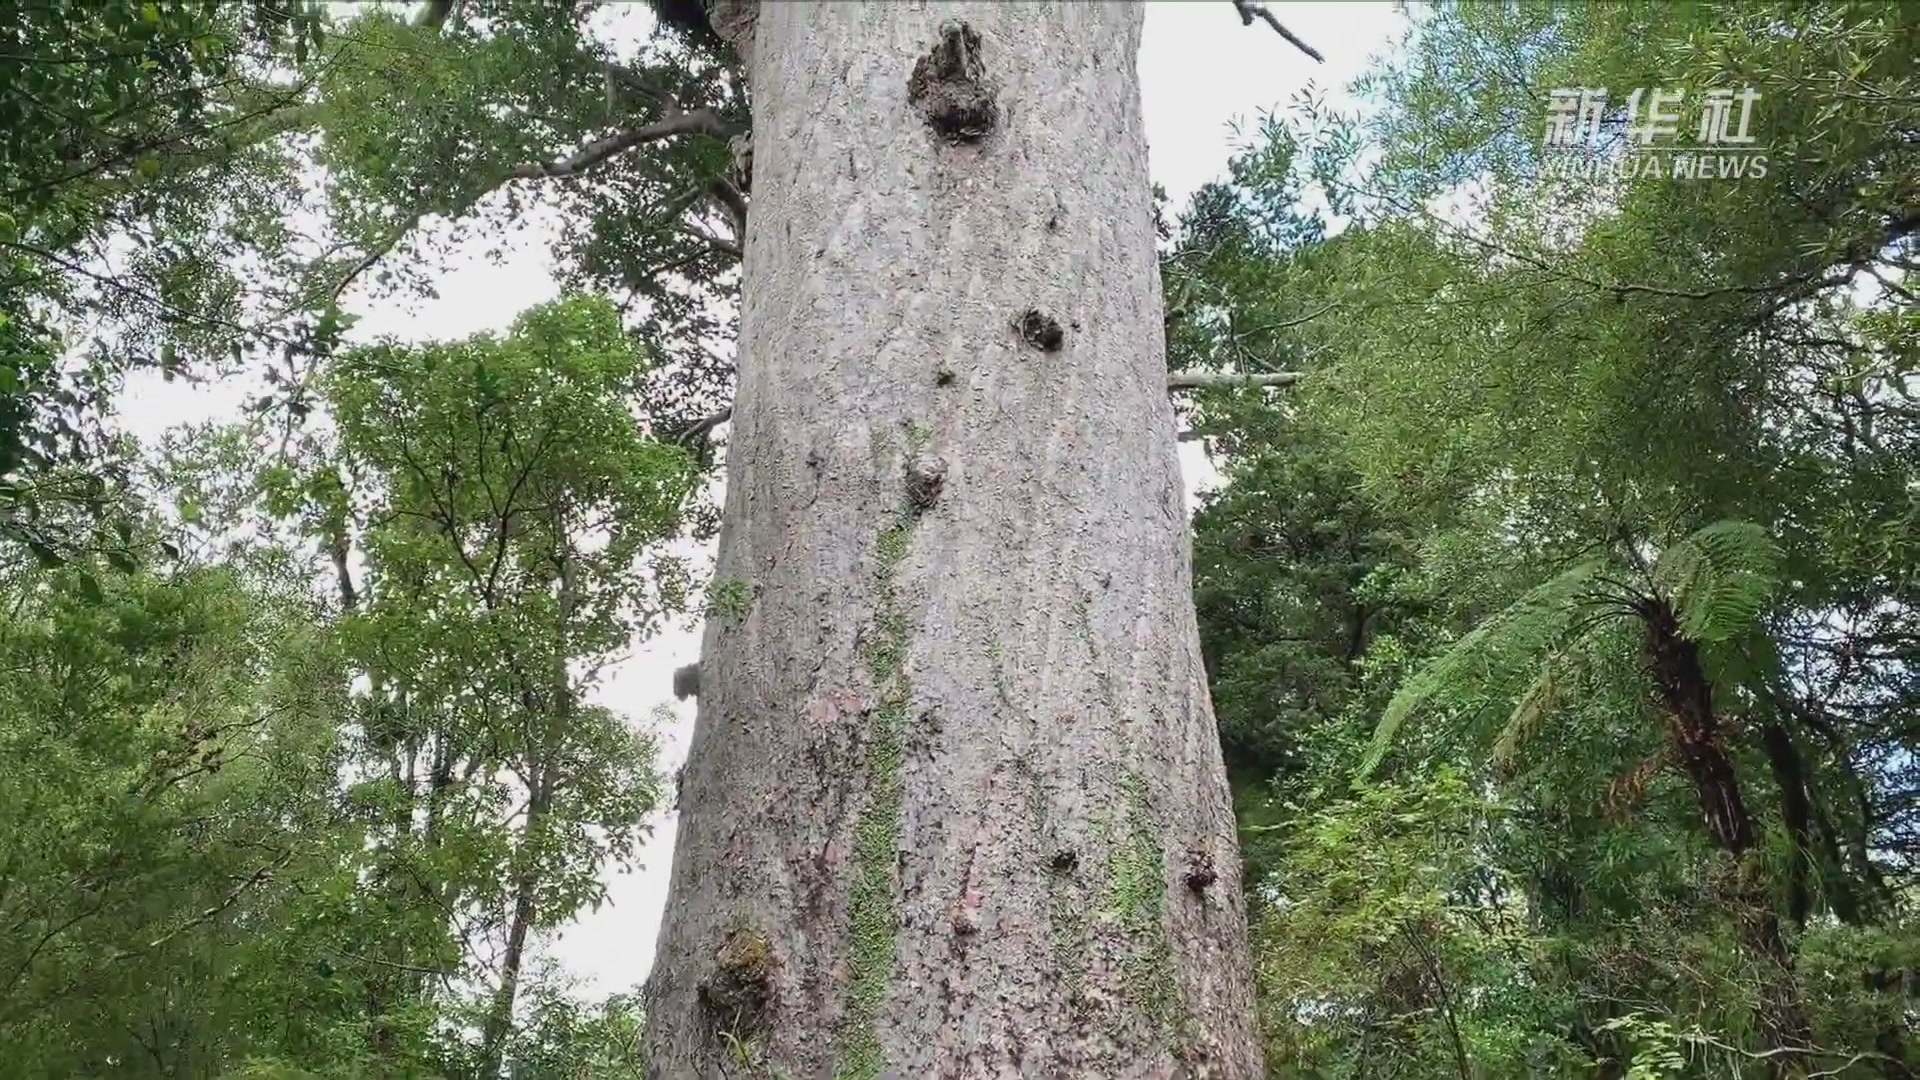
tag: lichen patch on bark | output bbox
[1105,770,1185,1035]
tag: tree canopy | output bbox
[1176,2,1919,1073]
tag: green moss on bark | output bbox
[835,430,926,1080]
[1105,769,1185,1033]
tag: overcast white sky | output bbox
[120,0,1406,1001]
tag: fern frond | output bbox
[1493,655,1563,777]
[1653,520,1781,643]
[1356,559,1605,782]
[1603,747,1670,820]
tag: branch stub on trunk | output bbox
[697,927,776,1041]
[905,458,946,513]
[672,661,700,700]
[1017,309,1064,352]
[908,22,997,143]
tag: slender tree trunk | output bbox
[480,545,580,1078]
[478,783,547,1079]
[1758,721,1814,927]
[644,4,1261,1077]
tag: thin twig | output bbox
[109,852,294,960]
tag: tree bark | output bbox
[1758,721,1814,928]
[1641,602,1811,1064]
[643,4,1262,1077]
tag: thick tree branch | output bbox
[676,407,733,444]
[413,0,458,29]
[1165,370,1304,390]
[509,109,738,180]
[1230,0,1325,63]
[702,181,749,245]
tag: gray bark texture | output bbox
[642,4,1262,1077]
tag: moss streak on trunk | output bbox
[837,468,919,1080]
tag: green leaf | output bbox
[1653,520,1781,643]
[1356,560,1604,782]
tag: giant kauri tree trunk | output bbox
[643,4,1262,1076]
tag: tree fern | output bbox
[1356,560,1604,781]
[1492,654,1565,777]
[1652,520,1782,643]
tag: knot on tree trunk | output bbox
[697,927,775,1042]
[1016,309,1064,352]
[905,457,945,514]
[1183,848,1218,894]
[909,22,996,143]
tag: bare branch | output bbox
[111,852,293,960]
[678,407,733,444]
[330,211,425,300]
[706,177,749,239]
[1230,0,1325,63]
[509,108,738,180]
[1166,370,1305,390]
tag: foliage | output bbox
[1182,2,1919,1074]
[0,297,689,1074]
[0,536,355,1075]
[0,0,325,551]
